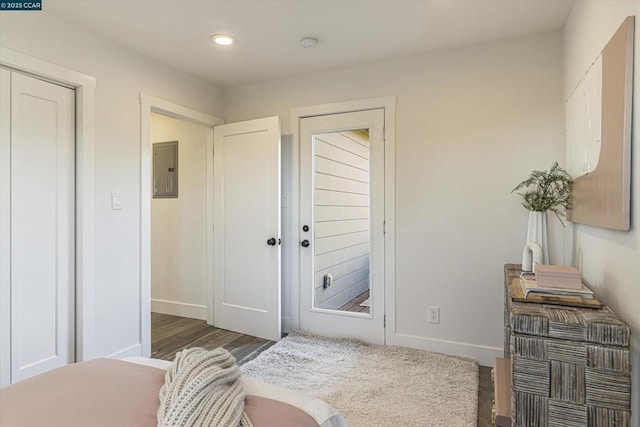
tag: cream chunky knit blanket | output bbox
[157,348,252,427]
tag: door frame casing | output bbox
[139,94,223,357]
[0,48,96,386]
[289,97,396,340]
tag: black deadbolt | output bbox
[302,225,309,232]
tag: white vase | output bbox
[525,211,549,265]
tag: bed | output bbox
[0,357,348,427]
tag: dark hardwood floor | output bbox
[478,365,494,426]
[151,313,494,426]
[151,312,275,365]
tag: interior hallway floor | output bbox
[151,312,275,365]
[151,312,494,426]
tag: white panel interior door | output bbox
[213,117,281,341]
[300,109,385,344]
[9,72,75,382]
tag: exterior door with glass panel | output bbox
[299,109,385,344]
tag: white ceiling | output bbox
[45,0,574,88]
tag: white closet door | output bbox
[9,72,75,382]
[0,68,11,386]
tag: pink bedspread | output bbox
[0,358,319,427]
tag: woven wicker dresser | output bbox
[504,265,632,427]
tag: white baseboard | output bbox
[282,316,293,333]
[388,332,502,367]
[107,344,142,359]
[151,299,208,321]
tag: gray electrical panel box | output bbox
[153,141,178,198]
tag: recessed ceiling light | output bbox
[210,34,235,46]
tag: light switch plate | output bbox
[111,191,123,210]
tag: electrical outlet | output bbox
[428,306,440,324]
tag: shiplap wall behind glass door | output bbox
[314,130,370,310]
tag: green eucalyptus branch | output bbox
[512,162,573,226]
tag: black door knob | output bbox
[267,238,277,246]
[300,239,310,248]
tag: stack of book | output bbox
[520,265,593,299]
[535,264,582,289]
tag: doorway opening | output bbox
[147,112,280,359]
[141,96,283,355]
[149,112,211,327]
[140,95,223,357]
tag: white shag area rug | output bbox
[241,330,478,427]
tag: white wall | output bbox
[0,12,223,358]
[0,9,573,369]
[150,113,209,320]
[563,1,640,424]
[314,131,371,310]
[224,31,565,365]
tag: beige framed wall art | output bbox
[566,16,634,231]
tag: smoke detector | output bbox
[300,37,319,49]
